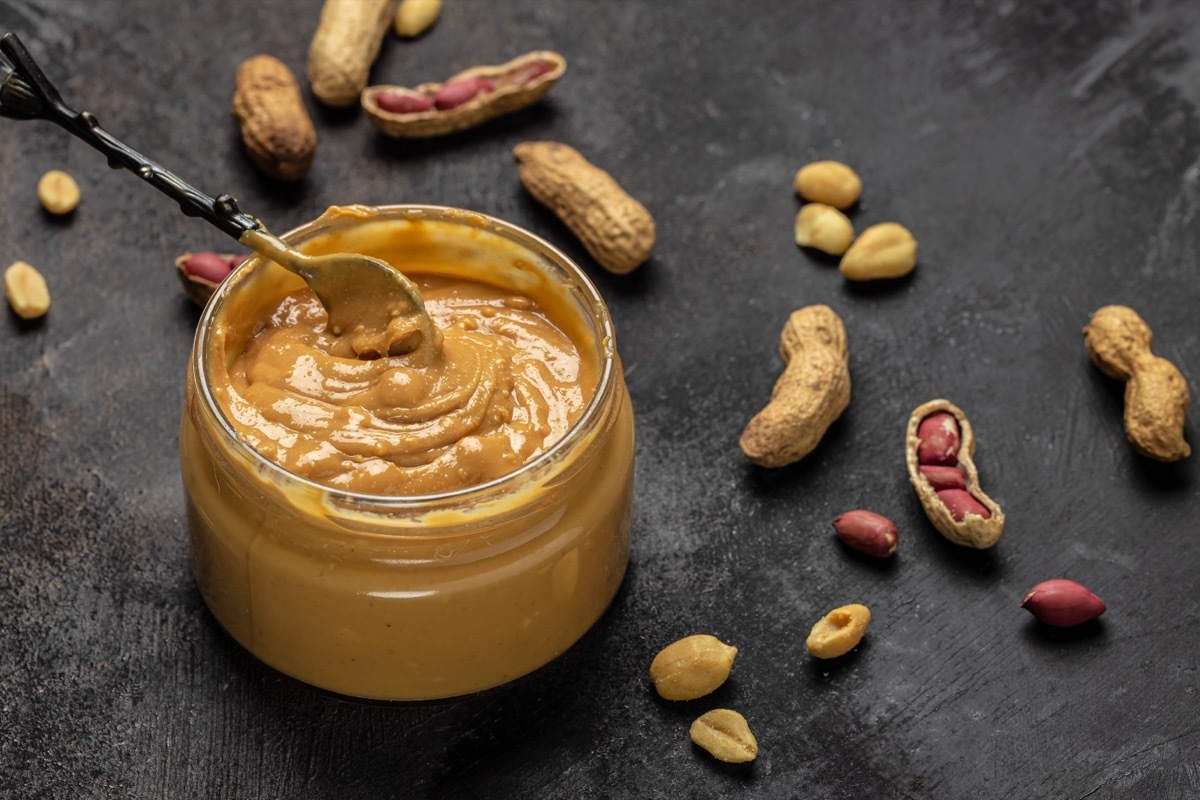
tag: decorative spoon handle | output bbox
[0,32,258,240]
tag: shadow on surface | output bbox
[1019,618,1107,648]
[367,102,561,163]
[740,415,852,496]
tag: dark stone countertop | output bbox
[1,1,1198,797]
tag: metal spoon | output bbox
[0,32,437,359]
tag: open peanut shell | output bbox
[362,51,566,138]
[175,252,242,307]
[905,398,1005,549]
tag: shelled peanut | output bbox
[649,634,737,701]
[1021,579,1106,627]
[740,305,850,468]
[5,261,50,319]
[905,399,1005,548]
[363,51,565,138]
[806,604,871,659]
[394,0,441,37]
[689,710,758,763]
[793,161,861,209]
[839,222,917,281]
[37,169,80,215]
[514,141,655,274]
[1083,305,1190,461]
[232,55,317,181]
[794,203,854,256]
[308,0,397,107]
[833,510,898,558]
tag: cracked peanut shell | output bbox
[363,51,566,139]
[905,399,1005,549]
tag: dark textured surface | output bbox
[2,1,1199,797]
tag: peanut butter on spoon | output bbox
[240,225,442,362]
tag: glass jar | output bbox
[180,205,634,701]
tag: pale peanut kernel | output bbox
[649,634,737,701]
[37,169,80,215]
[793,160,862,209]
[838,222,917,281]
[394,0,442,37]
[805,603,871,659]
[794,203,855,256]
[5,261,51,320]
[689,709,758,763]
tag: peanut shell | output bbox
[740,305,850,468]
[308,0,397,107]
[232,55,317,181]
[363,51,566,139]
[1124,354,1190,461]
[905,399,1005,548]
[514,140,655,274]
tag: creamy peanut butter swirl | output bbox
[216,275,594,495]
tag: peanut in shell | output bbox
[514,141,655,275]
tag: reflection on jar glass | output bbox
[180,205,635,701]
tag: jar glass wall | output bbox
[180,206,634,701]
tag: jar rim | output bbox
[191,204,618,509]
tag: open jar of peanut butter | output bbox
[180,205,634,701]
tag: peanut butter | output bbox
[181,206,634,700]
[212,232,598,494]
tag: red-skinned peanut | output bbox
[917,411,961,465]
[376,92,434,114]
[1021,579,1106,627]
[434,77,494,110]
[936,489,991,521]
[184,252,235,283]
[918,464,967,491]
[832,510,898,558]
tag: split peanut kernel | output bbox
[805,603,871,659]
[37,169,80,215]
[394,0,442,37]
[689,709,758,763]
[649,634,737,700]
[794,203,855,256]
[793,160,862,209]
[838,222,917,281]
[5,261,51,319]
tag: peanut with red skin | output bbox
[918,465,966,490]
[184,252,236,283]
[905,399,1005,548]
[434,77,494,110]
[935,489,991,521]
[916,412,960,465]
[1021,579,1106,627]
[176,252,246,306]
[375,92,433,114]
[832,510,898,558]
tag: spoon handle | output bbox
[0,32,259,240]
